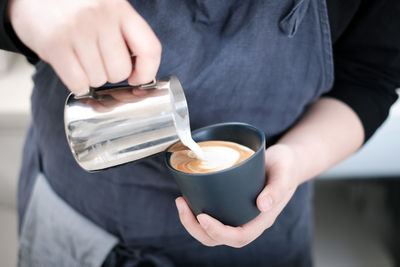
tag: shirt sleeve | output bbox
[0,0,38,62]
[324,0,400,143]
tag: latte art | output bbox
[169,141,255,174]
[189,146,240,171]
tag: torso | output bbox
[20,0,333,265]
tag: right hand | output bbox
[8,0,162,95]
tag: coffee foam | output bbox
[169,141,255,174]
[191,146,240,171]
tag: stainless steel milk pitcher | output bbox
[64,75,189,171]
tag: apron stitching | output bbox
[317,0,334,90]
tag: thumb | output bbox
[256,167,288,213]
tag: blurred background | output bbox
[0,50,399,267]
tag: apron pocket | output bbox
[280,0,311,37]
[18,173,118,267]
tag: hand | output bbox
[8,0,161,95]
[175,144,301,248]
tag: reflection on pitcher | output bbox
[64,76,192,171]
[79,86,169,113]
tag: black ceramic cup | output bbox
[165,122,266,227]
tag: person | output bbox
[1,0,399,266]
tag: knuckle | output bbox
[232,243,244,248]
[271,195,279,206]
[71,67,87,82]
[205,227,220,240]
[68,72,89,92]
[67,4,104,34]
[201,240,217,247]
[264,217,275,229]
[120,61,133,79]
[113,0,129,11]
[107,70,128,83]
[106,59,132,83]
[75,3,101,21]
[38,33,66,57]
[234,232,248,248]
[140,40,162,62]
[232,240,247,248]
[270,187,284,204]
[89,76,107,88]
[60,17,80,35]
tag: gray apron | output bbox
[18,0,333,266]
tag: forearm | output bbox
[277,97,364,185]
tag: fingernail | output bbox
[197,215,209,230]
[74,88,90,97]
[175,199,184,215]
[260,194,273,212]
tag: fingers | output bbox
[256,177,287,213]
[45,44,89,95]
[27,0,160,93]
[73,27,107,88]
[257,150,295,212]
[121,6,162,85]
[197,212,270,248]
[257,179,295,213]
[176,197,274,248]
[98,23,132,84]
[175,145,301,248]
[175,197,219,247]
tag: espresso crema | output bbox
[169,140,255,174]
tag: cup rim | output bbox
[165,122,265,177]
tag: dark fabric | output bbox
[1,0,399,141]
[325,0,400,141]
[0,0,38,62]
[102,221,313,267]
[0,0,15,52]
[17,0,329,266]
[100,183,314,267]
[17,124,40,235]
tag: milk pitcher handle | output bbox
[74,79,157,99]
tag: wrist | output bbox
[265,143,305,188]
[276,135,336,184]
[288,143,313,185]
[277,142,318,185]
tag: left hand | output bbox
[175,144,301,248]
